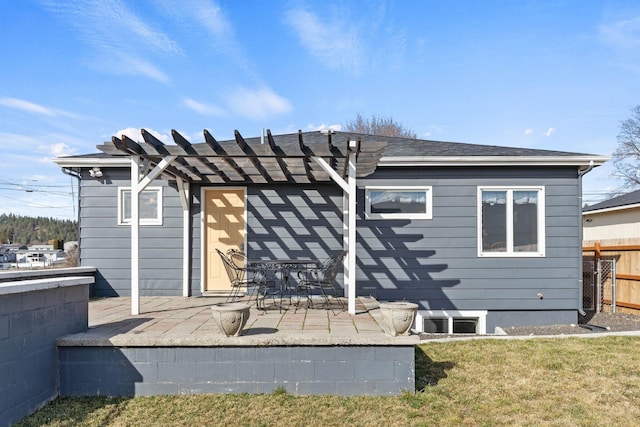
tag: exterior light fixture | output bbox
[89,167,103,178]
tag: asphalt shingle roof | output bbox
[277,131,598,157]
[583,189,640,212]
[60,130,603,160]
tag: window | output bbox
[118,187,163,225]
[478,187,545,257]
[365,186,432,219]
[416,310,487,334]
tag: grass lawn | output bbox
[18,337,640,426]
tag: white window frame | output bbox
[415,310,488,335]
[365,186,433,220]
[477,186,545,258]
[118,186,163,226]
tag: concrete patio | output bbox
[57,295,420,347]
[55,295,419,397]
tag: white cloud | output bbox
[154,0,249,71]
[183,98,226,117]
[36,143,77,164]
[40,0,179,83]
[113,55,171,84]
[599,15,640,49]
[51,142,75,157]
[305,123,342,132]
[524,128,534,135]
[545,127,555,137]
[112,127,171,143]
[0,97,79,119]
[226,86,292,121]
[422,124,443,138]
[284,8,363,74]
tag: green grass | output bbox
[18,337,640,426]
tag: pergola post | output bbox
[131,157,141,315]
[176,178,191,297]
[311,139,358,314]
[346,141,357,314]
[130,154,177,315]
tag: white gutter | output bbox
[53,157,131,168]
[379,155,610,168]
[583,203,640,216]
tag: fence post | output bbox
[611,259,617,313]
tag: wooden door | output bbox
[204,188,246,292]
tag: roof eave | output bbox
[583,203,640,215]
[378,155,610,168]
[53,156,131,168]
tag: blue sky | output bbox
[1,0,639,220]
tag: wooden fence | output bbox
[583,239,640,315]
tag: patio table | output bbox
[248,259,319,310]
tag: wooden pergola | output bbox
[97,129,388,315]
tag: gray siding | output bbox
[81,165,583,325]
[80,169,184,296]
[189,184,343,294]
[358,166,582,314]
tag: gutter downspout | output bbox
[577,160,595,316]
[62,167,81,265]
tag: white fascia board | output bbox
[378,155,610,168]
[53,156,131,168]
[582,203,640,216]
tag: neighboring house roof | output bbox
[583,189,640,214]
[54,130,609,172]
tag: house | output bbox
[54,129,608,333]
[583,189,640,243]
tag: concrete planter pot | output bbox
[379,302,418,336]
[211,302,251,337]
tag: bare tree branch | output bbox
[342,113,417,139]
[613,105,640,188]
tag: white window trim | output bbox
[365,186,433,220]
[118,186,163,226]
[415,310,488,335]
[477,186,545,258]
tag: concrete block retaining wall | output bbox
[59,345,415,397]
[0,270,94,427]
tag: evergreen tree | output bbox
[0,214,77,245]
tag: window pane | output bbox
[423,318,447,333]
[370,190,427,214]
[140,191,159,218]
[453,318,478,334]
[123,191,132,221]
[513,191,538,252]
[122,190,159,221]
[481,191,506,252]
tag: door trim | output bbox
[200,186,248,294]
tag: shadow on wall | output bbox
[247,185,460,308]
[60,347,143,398]
[357,221,460,308]
[248,185,344,264]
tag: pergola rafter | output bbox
[97,128,385,184]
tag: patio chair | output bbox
[226,249,275,309]
[216,249,265,303]
[296,251,346,313]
